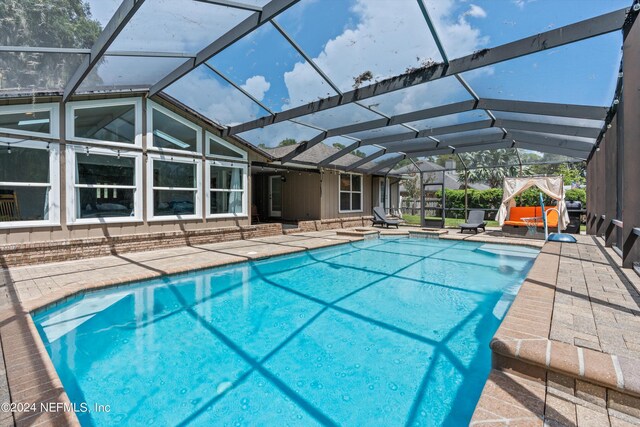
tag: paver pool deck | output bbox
[0,228,639,426]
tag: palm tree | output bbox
[462,149,527,188]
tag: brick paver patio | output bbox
[552,236,640,358]
[472,234,640,426]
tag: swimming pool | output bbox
[33,237,538,426]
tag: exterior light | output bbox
[117,150,121,159]
[85,146,90,156]
[153,130,190,149]
[7,144,11,154]
[18,118,49,126]
[596,147,601,152]
[607,124,612,129]
[613,99,619,105]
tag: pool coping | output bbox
[471,241,640,425]
[0,229,546,426]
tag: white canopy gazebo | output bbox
[496,176,570,231]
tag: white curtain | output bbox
[229,168,242,213]
[75,154,81,218]
[495,176,569,230]
[43,187,49,220]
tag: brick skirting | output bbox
[282,216,374,235]
[0,223,284,267]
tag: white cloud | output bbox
[167,0,492,146]
[282,0,488,120]
[464,4,487,19]
[241,75,271,102]
[165,67,264,127]
[512,0,536,10]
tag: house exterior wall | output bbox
[320,172,373,219]
[252,171,322,221]
[0,94,269,245]
[281,171,321,220]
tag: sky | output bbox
[84,0,628,149]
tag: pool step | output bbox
[476,243,539,259]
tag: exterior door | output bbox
[268,175,282,217]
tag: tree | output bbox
[528,155,586,186]
[393,158,412,169]
[278,138,297,147]
[0,0,102,91]
[332,142,365,157]
[461,150,526,188]
[403,174,420,202]
[257,143,268,149]
[557,162,586,186]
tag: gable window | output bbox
[206,132,247,161]
[0,103,59,138]
[148,101,201,154]
[66,147,142,224]
[206,161,246,217]
[66,99,141,147]
[148,154,201,220]
[0,140,59,227]
[339,173,362,213]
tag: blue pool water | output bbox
[33,237,539,426]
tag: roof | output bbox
[395,160,489,190]
[0,0,635,171]
[263,142,380,172]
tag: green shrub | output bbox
[433,188,586,218]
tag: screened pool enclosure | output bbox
[0,0,638,268]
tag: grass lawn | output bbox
[402,214,586,232]
[402,215,499,228]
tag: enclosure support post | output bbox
[441,170,446,228]
[419,172,425,227]
[604,115,618,247]
[456,153,469,220]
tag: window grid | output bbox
[67,147,142,224]
[147,100,202,155]
[207,161,247,218]
[339,173,363,213]
[0,141,59,228]
[148,155,202,220]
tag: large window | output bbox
[207,161,247,217]
[148,155,201,219]
[66,147,142,224]
[148,101,201,153]
[339,173,363,213]
[66,99,141,147]
[206,132,247,160]
[0,103,59,138]
[0,140,59,227]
